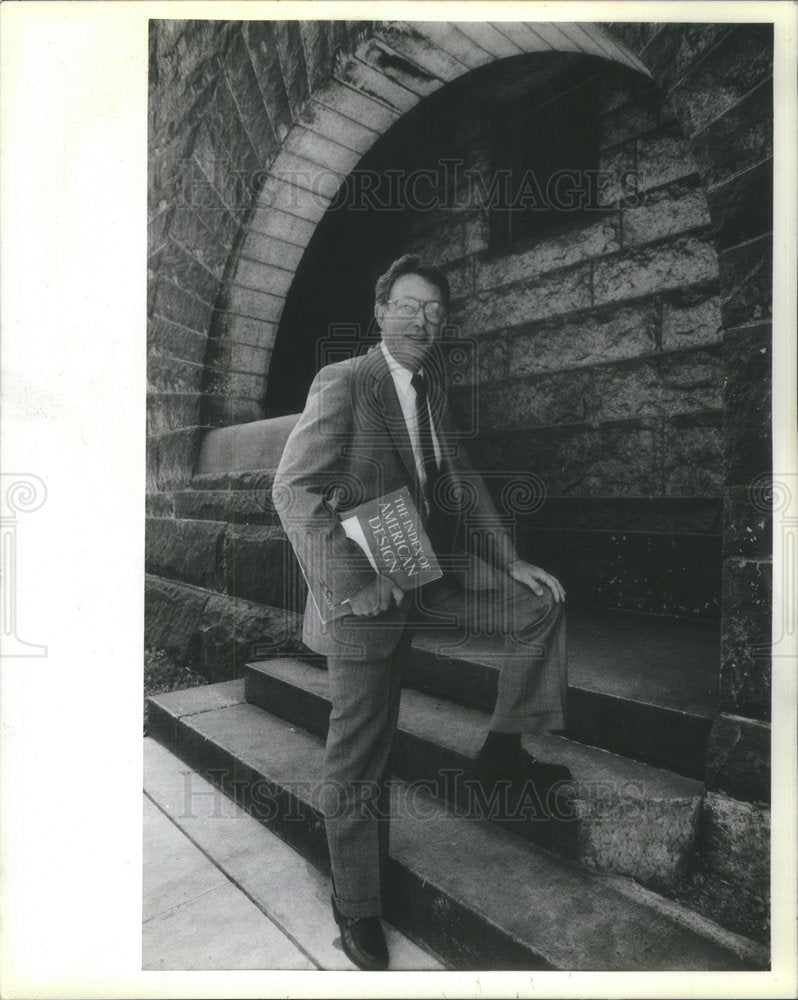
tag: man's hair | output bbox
[374,254,451,309]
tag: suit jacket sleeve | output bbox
[273,364,376,611]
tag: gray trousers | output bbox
[321,574,567,918]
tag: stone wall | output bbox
[147,20,377,674]
[608,21,773,944]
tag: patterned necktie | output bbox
[410,370,439,504]
[410,369,454,557]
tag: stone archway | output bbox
[196,21,649,427]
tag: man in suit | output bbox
[273,254,569,970]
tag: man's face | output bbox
[375,273,446,372]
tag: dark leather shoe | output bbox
[472,747,574,822]
[331,894,389,971]
[474,746,573,786]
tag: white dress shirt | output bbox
[380,340,442,493]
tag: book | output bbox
[315,486,443,623]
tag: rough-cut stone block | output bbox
[270,21,310,119]
[190,199,241,262]
[476,217,620,292]
[146,491,175,519]
[706,158,772,253]
[600,100,659,150]
[451,264,592,336]
[719,234,772,329]
[224,524,305,612]
[636,133,699,193]
[723,323,771,486]
[152,279,213,334]
[706,714,771,804]
[593,236,718,306]
[442,259,471,301]
[146,516,226,590]
[480,350,721,432]
[467,423,662,497]
[463,212,490,256]
[690,77,772,190]
[152,239,218,304]
[223,30,279,167]
[151,427,206,491]
[597,143,636,207]
[145,574,210,667]
[606,22,664,58]
[623,181,710,248]
[720,559,772,720]
[174,484,279,526]
[148,317,207,366]
[240,22,294,140]
[197,91,259,212]
[477,370,589,431]
[668,24,773,137]
[146,391,202,436]
[167,204,231,277]
[684,790,770,944]
[446,334,507,388]
[189,591,304,681]
[661,286,722,351]
[510,301,659,376]
[663,413,724,496]
[522,496,721,535]
[404,213,471,267]
[299,21,333,92]
[639,24,731,93]
[593,351,722,423]
[723,486,771,560]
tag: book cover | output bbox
[308,486,443,624]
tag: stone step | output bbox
[245,658,704,892]
[146,680,767,972]
[406,605,718,777]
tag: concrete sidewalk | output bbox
[143,737,444,971]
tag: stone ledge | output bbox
[145,574,303,681]
[146,517,227,591]
[674,788,770,945]
[706,713,770,804]
[720,560,772,720]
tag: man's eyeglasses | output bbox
[385,297,447,324]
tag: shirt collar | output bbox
[380,340,417,392]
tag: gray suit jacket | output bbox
[273,343,518,658]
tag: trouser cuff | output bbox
[332,888,382,920]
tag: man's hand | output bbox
[348,575,401,617]
[508,560,566,603]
